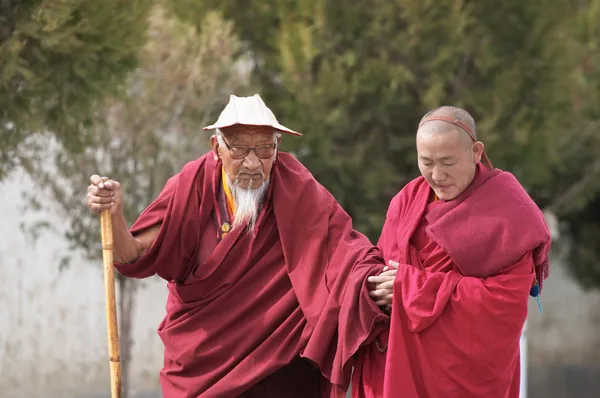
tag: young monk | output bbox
[87,94,389,397]
[353,106,551,398]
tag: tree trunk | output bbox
[118,275,136,398]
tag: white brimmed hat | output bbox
[203,94,302,136]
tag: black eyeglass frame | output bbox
[219,136,277,160]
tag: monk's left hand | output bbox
[368,260,399,308]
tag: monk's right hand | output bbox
[368,261,398,307]
[87,174,122,214]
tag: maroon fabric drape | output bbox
[115,152,389,397]
[353,164,551,398]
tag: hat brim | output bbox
[203,122,302,137]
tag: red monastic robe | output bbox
[114,152,389,398]
[352,164,551,398]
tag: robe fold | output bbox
[114,152,389,398]
[353,164,551,398]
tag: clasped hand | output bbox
[368,260,399,311]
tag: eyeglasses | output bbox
[220,137,277,159]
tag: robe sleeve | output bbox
[394,251,533,334]
[291,187,389,396]
[114,171,199,282]
[382,252,534,397]
[114,175,177,278]
[326,197,391,371]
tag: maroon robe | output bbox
[114,152,389,398]
[352,164,551,398]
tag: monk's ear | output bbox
[210,135,220,161]
[274,134,282,161]
[472,141,484,164]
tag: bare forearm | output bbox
[112,211,146,263]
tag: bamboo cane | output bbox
[100,209,122,398]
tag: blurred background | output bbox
[1,1,600,397]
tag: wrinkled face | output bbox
[210,127,281,190]
[416,126,484,201]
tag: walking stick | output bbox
[100,209,122,398]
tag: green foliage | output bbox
[5,0,600,291]
[182,0,574,238]
[21,5,248,264]
[181,0,600,290]
[549,0,600,289]
[0,0,153,178]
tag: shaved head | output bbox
[415,106,484,200]
[417,106,477,148]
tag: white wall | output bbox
[527,256,600,365]
[0,171,167,397]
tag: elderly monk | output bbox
[353,106,551,398]
[86,94,389,398]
